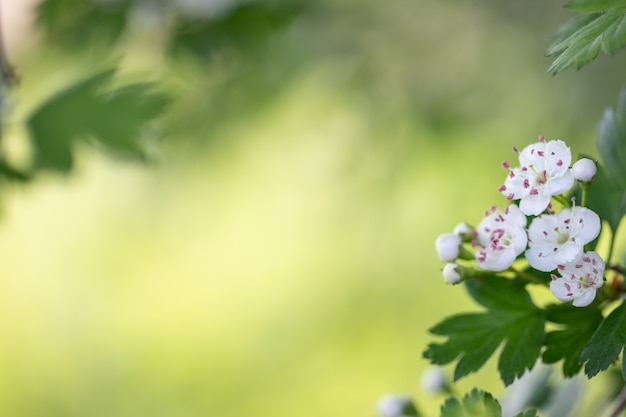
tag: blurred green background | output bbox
[0,0,625,416]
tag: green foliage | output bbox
[27,70,169,172]
[580,301,626,378]
[439,389,538,417]
[542,303,604,376]
[546,0,626,74]
[423,276,544,386]
[36,0,130,48]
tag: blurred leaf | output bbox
[598,88,626,188]
[546,9,626,74]
[580,301,626,378]
[172,3,303,59]
[27,70,169,172]
[566,0,626,12]
[36,0,131,47]
[542,303,603,376]
[440,389,537,417]
[423,276,544,385]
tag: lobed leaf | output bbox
[580,301,626,378]
[566,0,626,13]
[439,389,501,417]
[546,9,626,74]
[424,276,544,385]
[542,303,603,376]
[27,70,169,172]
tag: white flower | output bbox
[572,158,597,183]
[435,233,461,261]
[499,138,574,216]
[376,393,416,417]
[442,263,462,284]
[550,251,605,307]
[526,207,601,272]
[475,205,528,271]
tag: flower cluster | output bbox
[435,136,604,307]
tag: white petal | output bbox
[550,279,576,301]
[520,194,551,216]
[505,204,527,228]
[572,207,601,243]
[572,289,596,307]
[545,140,572,167]
[526,246,557,271]
[480,248,517,271]
[553,242,584,266]
[544,171,574,195]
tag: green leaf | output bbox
[424,276,544,385]
[546,9,626,74]
[27,70,169,172]
[440,389,501,417]
[598,88,626,188]
[580,301,626,378]
[36,0,131,48]
[566,0,626,13]
[585,164,626,236]
[542,303,603,377]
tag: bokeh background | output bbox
[0,0,625,416]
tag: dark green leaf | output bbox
[566,0,626,13]
[546,9,626,74]
[440,389,501,417]
[424,276,544,385]
[36,0,130,48]
[542,303,603,376]
[580,301,626,377]
[27,70,169,172]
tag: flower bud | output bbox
[572,158,597,183]
[435,233,461,262]
[420,367,448,394]
[442,263,462,284]
[453,222,472,236]
[376,393,419,417]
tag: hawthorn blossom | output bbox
[572,158,597,183]
[526,207,601,272]
[435,233,461,261]
[499,138,574,216]
[474,205,528,271]
[550,251,605,307]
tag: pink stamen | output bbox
[538,135,545,142]
[507,193,514,200]
[502,161,510,169]
[556,159,563,166]
[498,185,506,192]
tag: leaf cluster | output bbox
[439,389,537,417]
[546,0,626,74]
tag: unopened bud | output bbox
[442,263,477,284]
[453,222,472,236]
[377,393,420,417]
[420,367,448,394]
[435,233,461,262]
[572,158,597,183]
[442,263,462,284]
